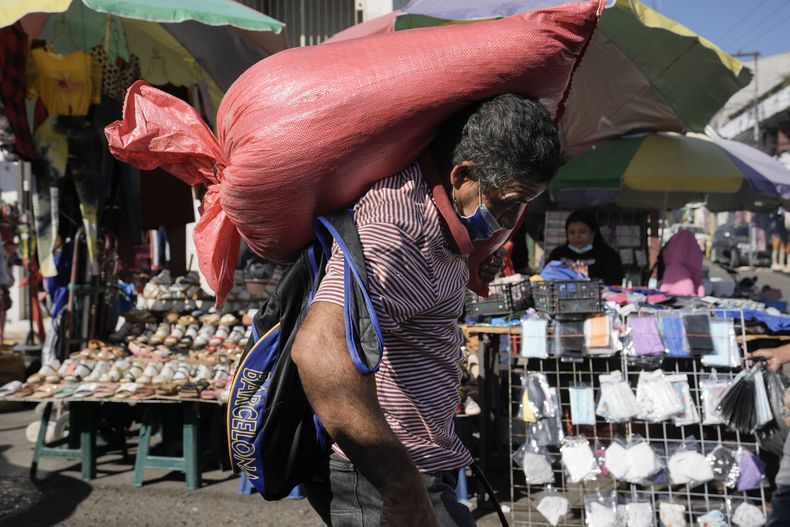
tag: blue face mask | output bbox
[454,184,503,241]
[568,243,593,254]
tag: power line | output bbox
[723,1,790,49]
[714,0,768,40]
[735,8,790,52]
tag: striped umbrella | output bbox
[4,0,286,109]
[329,0,751,155]
[551,132,790,212]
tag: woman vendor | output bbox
[545,211,624,285]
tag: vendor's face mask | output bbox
[454,182,503,241]
[568,243,593,254]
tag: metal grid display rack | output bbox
[504,309,775,526]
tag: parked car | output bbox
[710,224,771,268]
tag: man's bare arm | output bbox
[291,301,438,526]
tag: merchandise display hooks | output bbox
[506,308,772,526]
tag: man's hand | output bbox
[479,247,505,282]
[292,302,438,527]
[747,343,790,372]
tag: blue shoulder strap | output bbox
[314,212,384,375]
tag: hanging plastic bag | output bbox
[555,317,586,361]
[635,369,684,422]
[630,314,666,357]
[584,491,618,527]
[731,501,767,527]
[624,497,654,527]
[660,314,690,358]
[736,448,765,491]
[517,373,537,423]
[700,373,731,426]
[521,316,549,359]
[570,384,596,426]
[719,368,774,433]
[596,370,640,423]
[584,313,616,357]
[659,501,687,527]
[702,319,743,368]
[706,445,740,488]
[697,509,728,527]
[604,435,661,484]
[764,368,790,432]
[561,436,599,483]
[668,373,701,426]
[512,440,554,485]
[667,437,715,486]
[105,3,602,304]
[535,486,570,526]
[682,312,715,355]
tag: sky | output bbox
[652,0,790,59]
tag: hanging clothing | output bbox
[26,48,101,117]
[90,46,141,101]
[0,23,34,159]
[32,117,67,277]
[659,229,704,297]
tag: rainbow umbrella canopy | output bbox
[329,0,752,155]
[3,0,286,109]
[551,132,790,212]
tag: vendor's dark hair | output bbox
[565,210,606,248]
[430,94,561,198]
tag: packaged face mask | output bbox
[700,378,730,425]
[584,314,611,351]
[682,312,714,354]
[698,510,727,527]
[706,445,740,488]
[659,501,687,527]
[570,385,596,426]
[561,436,599,483]
[731,502,766,527]
[625,501,654,527]
[667,447,714,485]
[702,319,743,368]
[630,315,665,356]
[660,315,690,358]
[512,440,554,485]
[584,493,618,527]
[521,317,549,359]
[667,373,700,426]
[536,493,570,526]
[596,370,640,423]
[555,318,586,357]
[635,369,684,422]
[736,449,765,491]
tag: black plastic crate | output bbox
[465,278,532,317]
[532,279,602,314]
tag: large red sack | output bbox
[106,1,601,305]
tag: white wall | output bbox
[364,0,393,20]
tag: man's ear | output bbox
[450,162,476,190]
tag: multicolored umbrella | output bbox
[5,0,286,109]
[328,0,751,155]
[552,132,790,212]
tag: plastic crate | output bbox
[532,279,602,314]
[465,279,532,317]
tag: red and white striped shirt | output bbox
[313,159,474,472]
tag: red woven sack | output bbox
[106,1,601,305]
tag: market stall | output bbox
[463,274,789,526]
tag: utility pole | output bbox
[734,51,761,148]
